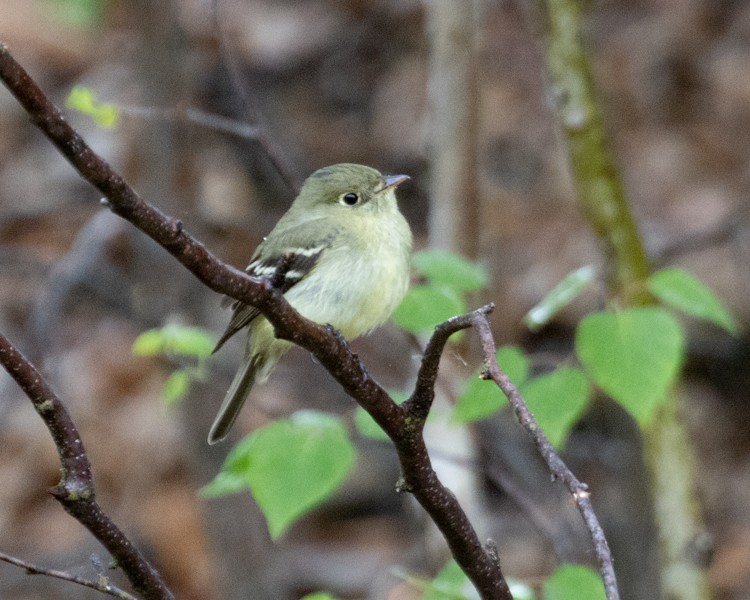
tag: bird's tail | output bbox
[208,356,259,445]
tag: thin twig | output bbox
[209,0,256,126]
[118,104,261,140]
[405,303,494,420]
[0,334,174,600]
[470,312,621,600]
[210,0,303,192]
[0,551,137,600]
[396,311,512,600]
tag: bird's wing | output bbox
[212,229,335,352]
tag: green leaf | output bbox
[163,369,190,406]
[422,560,478,600]
[392,285,465,334]
[648,267,739,335]
[543,565,605,600]
[395,562,535,600]
[453,376,505,423]
[524,266,596,331]
[355,407,390,441]
[47,0,107,26]
[132,328,165,356]
[300,593,338,600]
[199,470,247,498]
[520,368,590,449]
[162,325,215,358]
[420,561,539,600]
[396,565,535,600]
[132,325,215,358]
[575,308,684,426]
[202,411,355,539]
[453,346,528,423]
[412,250,489,292]
[496,345,530,387]
[65,85,119,128]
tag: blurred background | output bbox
[0,0,748,598]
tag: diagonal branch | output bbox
[0,42,512,599]
[0,334,174,600]
[397,304,511,600]
[470,312,621,600]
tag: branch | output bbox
[0,334,174,600]
[0,43,511,599]
[0,551,137,600]
[210,0,304,192]
[0,42,271,315]
[469,312,620,600]
[405,303,494,420]
[425,0,481,258]
[117,104,261,140]
[400,307,511,600]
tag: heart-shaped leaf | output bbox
[543,565,605,600]
[452,346,529,423]
[575,307,684,425]
[648,267,739,335]
[452,375,505,423]
[202,411,355,539]
[392,285,464,334]
[412,249,489,292]
[496,345,530,387]
[521,367,590,449]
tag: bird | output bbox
[208,163,412,444]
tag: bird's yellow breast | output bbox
[284,201,411,339]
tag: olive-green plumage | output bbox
[208,163,412,444]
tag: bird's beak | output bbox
[382,174,410,191]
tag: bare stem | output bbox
[400,304,512,600]
[0,551,138,600]
[470,312,621,600]
[0,334,174,600]
[405,303,494,420]
[210,0,304,192]
[117,104,261,140]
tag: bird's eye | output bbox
[340,192,360,206]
